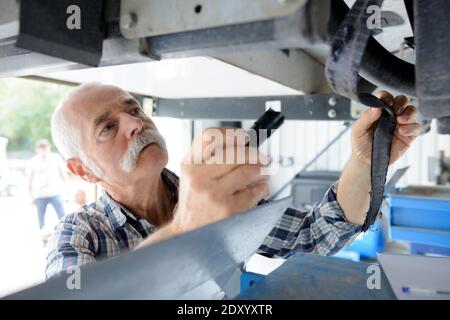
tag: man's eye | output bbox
[130,108,141,116]
[101,123,115,134]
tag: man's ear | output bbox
[66,158,101,184]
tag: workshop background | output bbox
[0,57,449,297]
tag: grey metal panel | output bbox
[145,19,278,59]
[415,0,450,119]
[143,0,331,59]
[236,253,396,300]
[153,95,353,121]
[120,0,307,39]
[0,0,330,94]
[0,38,151,77]
[6,197,292,299]
[16,0,105,66]
[0,0,19,39]
[215,50,325,95]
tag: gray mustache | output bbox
[119,129,166,173]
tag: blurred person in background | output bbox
[0,137,9,195]
[74,189,87,206]
[26,139,68,241]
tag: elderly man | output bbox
[46,83,422,279]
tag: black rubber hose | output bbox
[330,0,416,97]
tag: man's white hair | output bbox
[51,82,104,178]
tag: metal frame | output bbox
[120,0,308,39]
[17,0,105,66]
[152,94,354,121]
[1,0,449,126]
[0,0,331,93]
[141,0,331,58]
[215,50,325,95]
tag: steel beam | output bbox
[16,0,105,66]
[215,50,324,95]
[142,0,331,60]
[0,37,152,77]
[152,94,354,121]
[120,0,308,39]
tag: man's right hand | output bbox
[171,128,270,234]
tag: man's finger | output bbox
[393,95,410,115]
[232,180,270,213]
[219,164,268,194]
[397,105,417,124]
[398,123,423,137]
[376,90,394,107]
[188,146,268,179]
[352,107,382,138]
[352,90,397,138]
[186,127,249,163]
[209,145,268,167]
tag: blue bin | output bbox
[240,272,265,293]
[388,186,450,249]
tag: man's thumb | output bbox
[353,107,382,137]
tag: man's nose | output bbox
[123,113,144,139]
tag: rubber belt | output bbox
[325,0,397,232]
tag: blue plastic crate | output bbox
[388,186,450,249]
[240,272,265,293]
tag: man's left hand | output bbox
[337,91,423,225]
[351,91,423,166]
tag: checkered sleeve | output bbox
[45,211,97,280]
[257,181,363,258]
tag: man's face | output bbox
[36,145,50,157]
[65,85,168,186]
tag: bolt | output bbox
[121,12,138,30]
[328,96,337,106]
[328,109,337,119]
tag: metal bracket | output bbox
[152,94,354,121]
[140,0,331,60]
[16,0,105,66]
[120,0,307,39]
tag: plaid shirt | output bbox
[46,168,362,279]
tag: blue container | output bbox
[240,272,265,293]
[341,221,384,260]
[388,186,450,249]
